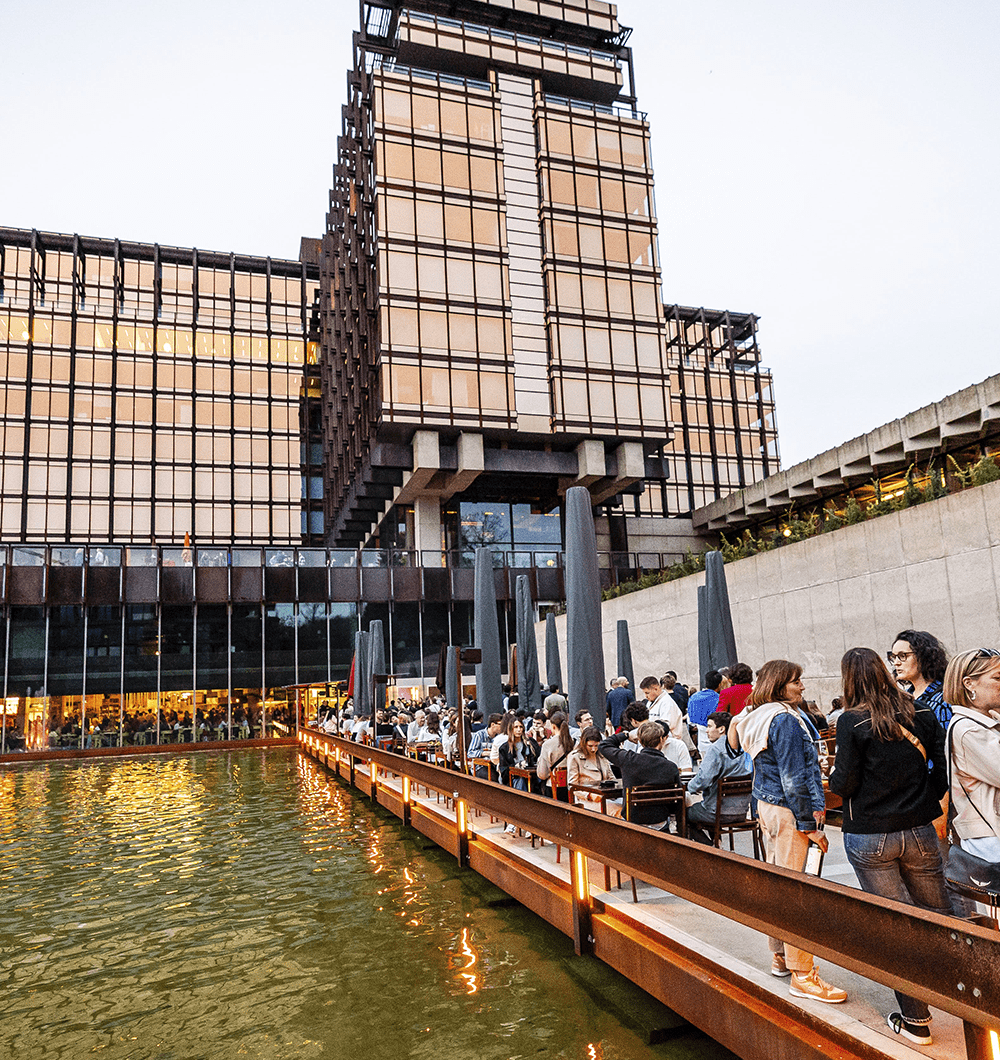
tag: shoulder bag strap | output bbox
[896,722,927,761]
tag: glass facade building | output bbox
[0,229,321,545]
[320,0,779,554]
[0,1,781,736]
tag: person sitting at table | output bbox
[598,721,681,829]
[686,711,753,844]
[468,713,503,777]
[568,725,618,813]
[536,711,574,798]
[498,718,539,790]
[406,710,426,743]
[659,723,693,771]
[490,712,517,769]
[415,710,442,745]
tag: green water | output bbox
[0,750,734,1060]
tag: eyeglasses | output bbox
[886,651,914,664]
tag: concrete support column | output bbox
[413,495,442,559]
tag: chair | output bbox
[548,765,568,861]
[712,774,763,860]
[624,785,686,902]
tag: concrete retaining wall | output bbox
[541,479,1000,709]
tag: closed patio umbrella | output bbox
[473,546,503,718]
[353,630,370,718]
[368,619,386,715]
[616,619,635,694]
[700,551,738,678]
[515,574,542,715]
[564,486,606,729]
[545,612,562,691]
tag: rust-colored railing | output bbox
[301,728,1000,1059]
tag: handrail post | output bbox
[401,775,411,828]
[570,848,592,956]
[456,796,470,868]
[964,1022,997,1060]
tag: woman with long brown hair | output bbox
[830,647,950,1046]
[536,711,574,799]
[731,659,846,1005]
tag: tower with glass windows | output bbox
[320,0,778,560]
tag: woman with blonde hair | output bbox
[730,659,847,1005]
[942,648,1000,910]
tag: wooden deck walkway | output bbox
[298,729,995,1060]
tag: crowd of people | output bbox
[312,627,1000,1046]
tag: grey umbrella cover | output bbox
[515,574,542,715]
[368,619,386,715]
[616,619,635,694]
[564,486,606,728]
[545,612,563,691]
[474,546,503,718]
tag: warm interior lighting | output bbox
[573,850,590,903]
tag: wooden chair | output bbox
[623,785,686,902]
[711,774,763,859]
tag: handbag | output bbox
[945,718,1000,892]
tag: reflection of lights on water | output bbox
[587,1043,604,1060]
[458,926,479,995]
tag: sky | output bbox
[2,0,998,468]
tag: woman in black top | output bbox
[829,647,951,1047]
[497,718,539,790]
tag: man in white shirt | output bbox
[639,676,685,743]
[406,710,426,743]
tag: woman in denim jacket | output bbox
[730,659,847,1005]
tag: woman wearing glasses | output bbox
[888,630,951,727]
[942,648,1000,911]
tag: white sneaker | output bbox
[504,824,517,834]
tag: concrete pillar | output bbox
[413,495,442,558]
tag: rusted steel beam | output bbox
[308,732,1000,1030]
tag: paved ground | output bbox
[394,770,970,1060]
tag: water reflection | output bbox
[0,750,732,1060]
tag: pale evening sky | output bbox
[2,0,997,469]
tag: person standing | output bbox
[732,659,847,1004]
[718,662,754,716]
[606,677,634,731]
[543,684,567,713]
[830,647,951,1046]
[639,676,685,743]
[942,648,1000,911]
[688,671,722,755]
[889,630,951,728]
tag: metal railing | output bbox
[301,728,1000,1059]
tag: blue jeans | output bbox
[843,824,952,1023]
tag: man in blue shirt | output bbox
[606,677,634,730]
[686,711,752,844]
[687,671,722,756]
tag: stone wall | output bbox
[542,479,1000,709]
